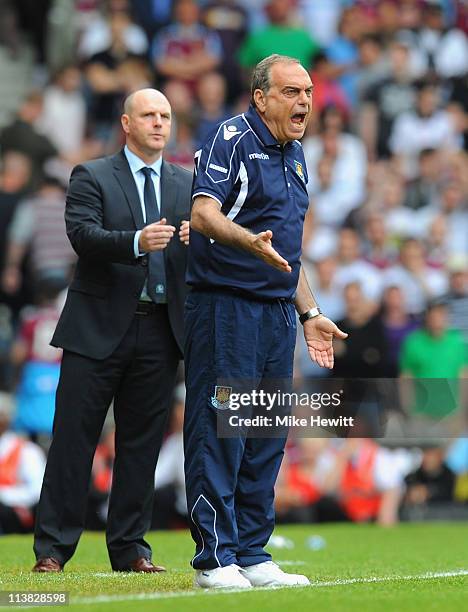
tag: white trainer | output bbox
[240,561,310,587]
[194,564,253,589]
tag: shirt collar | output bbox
[244,104,280,148]
[124,145,162,177]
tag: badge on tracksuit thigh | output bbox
[211,386,232,410]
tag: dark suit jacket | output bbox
[52,150,192,359]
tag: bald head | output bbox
[123,88,170,116]
[121,88,172,163]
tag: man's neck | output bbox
[126,142,162,166]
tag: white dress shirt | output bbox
[124,145,162,258]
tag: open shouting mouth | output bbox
[290,112,307,127]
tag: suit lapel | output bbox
[112,150,144,229]
[160,160,179,224]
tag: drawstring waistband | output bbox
[278,299,294,327]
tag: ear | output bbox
[121,113,130,135]
[253,89,266,113]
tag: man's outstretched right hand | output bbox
[250,230,291,273]
[139,218,176,252]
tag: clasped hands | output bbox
[139,219,189,252]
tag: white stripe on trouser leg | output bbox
[190,494,221,568]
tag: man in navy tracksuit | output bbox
[184,54,348,589]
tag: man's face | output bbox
[121,90,172,157]
[425,305,448,336]
[254,62,313,144]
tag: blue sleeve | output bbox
[192,121,246,206]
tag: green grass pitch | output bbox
[1,523,467,611]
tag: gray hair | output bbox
[251,54,302,107]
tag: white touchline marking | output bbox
[278,561,306,566]
[89,562,305,576]
[65,569,468,606]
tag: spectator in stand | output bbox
[324,6,362,109]
[297,0,347,48]
[275,439,329,524]
[404,445,455,506]
[417,0,468,79]
[0,153,33,285]
[194,71,231,151]
[160,79,194,154]
[360,40,417,161]
[383,238,449,315]
[202,0,248,104]
[10,0,51,65]
[404,148,442,210]
[362,212,398,270]
[35,66,87,159]
[303,107,367,227]
[390,81,461,177]
[308,53,351,121]
[0,93,58,189]
[369,172,430,242]
[301,254,344,327]
[381,285,420,377]
[0,392,46,534]
[152,0,222,92]
[131,0,175,41]
[78,0,148,59]
[446,436,468,478]
[333,281,389,379]
[310,155,350,229]
[449,71,468,152]
[84,8,150,145]
[334,228,383,305]
[316,438,402,526]
[238,0,320,73]
[163,113,195,170]
[444,255,468,348]
[0,153,34,388]
[296,254,345,383]
[332,282,390,435]
[425,214,449,268]
[162,79,194,122]
[1,177,76,299]
[445,150,468,191]
[400,298,467,426]
[433,181,468,256]
[375,0,401,43]
[10,280,63,440]
[0,0,21,58]
[153,383,188,530]
[355,34,390,105]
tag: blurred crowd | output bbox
[1,0,468,533]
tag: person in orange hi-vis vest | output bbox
[0,393,46,533]
[320,438,403,526]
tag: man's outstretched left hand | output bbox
[303,316,348,369]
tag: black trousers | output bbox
[33,306,180,569]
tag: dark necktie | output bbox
[141,167,167,303]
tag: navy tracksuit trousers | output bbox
[183,290,297,570]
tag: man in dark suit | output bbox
[32,89,192,573]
